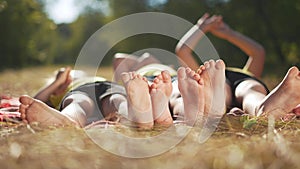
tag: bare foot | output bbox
[121,72,153,129]
[293,104,300,116]
[256,66,300,119]
[150,70,173,126]
[53,67,72,95]
[177,67,204,126]
[197,59,226,117]
[19,95,77,126]
[195,60,226,143]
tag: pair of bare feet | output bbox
[121,59,227,128]
[18,60,227,128]
[18,60,300,128]
[121,71,173,129]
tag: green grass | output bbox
[0,66,299,169]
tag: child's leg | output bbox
[234,79,268,116]
[131,52,161,70]
[113,53,139,82]
[59,93,95,127]
[100,94,128,121]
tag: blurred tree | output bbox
[0,0,299,76]
[0,0,58,70]
[211,0,300,74]
[58,11,107,64]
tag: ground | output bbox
[0,66,299,169]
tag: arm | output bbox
[175,13,211,71]
[176,14,266,77]
[34,67,72,106]
[210,17,266,77]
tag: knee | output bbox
[235,80,268,99]
[62,93,94,113]
[113,53,138,70]
[138,52,160,64]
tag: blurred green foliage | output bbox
[0,0,299,76]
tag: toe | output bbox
[208,59,215,68]
[19,95,34,105]
[287,66,299,78]
[215,59,225,70]
[161,70,171,83]
[204,61,210,69]
[193,73,201,82]
[121,72,131,84]
[188,70,196,78]
[177,67,187,80]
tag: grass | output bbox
[0,66,299,169]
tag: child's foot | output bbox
[53,67,72,95]
[19,95,77,126]
[150,70,173,126]
[256,66,300,119]
[197,59,226,117]
[195,60,226,143]
[177,67,205,126]
[121,72,153,129]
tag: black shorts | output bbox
[225,69,269,109]
[60,81,126,123]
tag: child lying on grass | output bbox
[175,13,300,120]
[19,59,300,130]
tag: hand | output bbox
[209,16,232,39]
[196,13,232,39]
[196,13,221,33]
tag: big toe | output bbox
[161,70,171,83]
[287,66,300,78]
[215,59,226,70]
[121,72,131,84]
[177,67,187,80]
[19,95,34,105]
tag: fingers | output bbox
[197,13,210,25]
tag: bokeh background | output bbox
[1,0,300,78]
